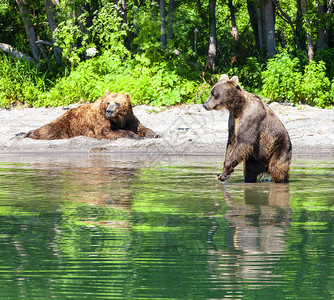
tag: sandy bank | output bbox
[1,103,333,157]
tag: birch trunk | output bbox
[206,0,217,72]
[159,0,167,49]
[301,0,314,61]
[15,0,40,61]
[44,0,62,64]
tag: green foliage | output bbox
[40,53,125,106]
[54,3,130,68]
[315,49,334,79]
[43,53,202,107]
[262,52,303,103]
[171,4,199,59]
[227,57,263,92]
[301,60,332,108]
[54,13,90,67]
[107,63,197,106]
[262,52,333,107]
[132,5,162,65]
[1,0,333,109]
[90,3,129,56]
[0,54,49,108]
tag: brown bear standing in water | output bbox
[203,74,292,183]
[25,92,158,140]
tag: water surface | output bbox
[0,154,333,299]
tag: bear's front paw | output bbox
[130,133,143,140]
[145,130,160,139]
[121,131,142,140]
[217,172,230,182]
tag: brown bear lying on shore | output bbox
[25,92,158,140]
[204,74,292,183]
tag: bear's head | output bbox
[203,74,242,112]
[99,92,134,128]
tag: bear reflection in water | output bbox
[209,183,291,282]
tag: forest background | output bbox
[0,0,333,109]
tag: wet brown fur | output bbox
[204,74,292,183]
[25,92,158,140]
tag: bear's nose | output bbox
[106,108,115,117]
[203,103,207,109]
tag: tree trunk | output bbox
[75,6,87,60]
[316,0,326,50]
[228,0,239,42]
[247,0,260,50]
[15,0,40,61]
[167,0,175,42]
[300,0,314,61]
[264,0,276,58]
[256,1,265,54]
[316,0,333,51]
[206,0,217,73]
[120,0,127,25]
[296,0,306,50]
[228,0,240,64]
[44,0,62,64]
[159,0,167,49]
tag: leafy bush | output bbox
[261,52,333,107]
[314,48,334,79]
[41,52,203,107]
[90,3,129,56]
[262,52,303,103]
[228,56,263,92]
[54,3,129,68]
[0,54,49,108]
[2,49,331,109]
[38,53,123,106]
[54,14,89,67]
[132,4,162,65]
[301,60,332,108]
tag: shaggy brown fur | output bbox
[204,74,292,183]
[25,92,158,140]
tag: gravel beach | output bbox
[1,102,333,157]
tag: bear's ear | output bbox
[105,90,110,95]
[230,76,239,86]
[219,74,229,82]
[124,92,131,104]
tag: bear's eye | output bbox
[115,102,120,107]
[107,102,110,105]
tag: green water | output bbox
[0,154,333,299]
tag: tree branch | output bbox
[35,40,53,47]
[0,42,36,64]
[271,0,301,49]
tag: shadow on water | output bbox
[0,153,333,299]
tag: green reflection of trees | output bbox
[0,164,135,299]
[271,176,334,300]
[0,162,333,299]
[238,163,334,300]
[128,165,226,299]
